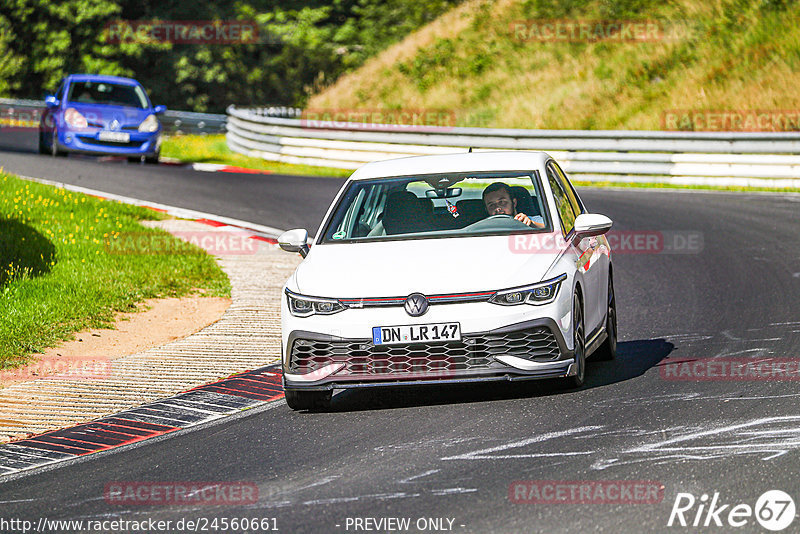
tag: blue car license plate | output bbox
[98,131,130,143]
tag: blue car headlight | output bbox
[286,289,345,317]
[489,273,567,306]
[138,114,159,133]
[64,108,88,128]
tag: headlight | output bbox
[64,108,87,128]
[138,114,159,132]
[286,289,345,317]
[489,273,567,306]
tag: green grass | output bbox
[161,135,351,178]
[0,172,231,369]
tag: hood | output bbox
[65,103,150,129]
[294,235,562,298]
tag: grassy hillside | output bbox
[307,0,800,130]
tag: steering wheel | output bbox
[486,214,513,220]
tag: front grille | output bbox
[77,136,145,148]
[85,122,139,130]
[289,327,560,377]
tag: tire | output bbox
[51,128,65,157]
[285,389,332,411]
[144,152,160,164]
[38,131,48,154]
[127,156,143,163]
[564,295,586,389]
[593,273,617,361]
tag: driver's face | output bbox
[484,189,516,216]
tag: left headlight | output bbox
[286,289,345,317]
[489,273,567,306]
[138,114,159,132]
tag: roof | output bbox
[348,151,552,181]
[65,74,142,86]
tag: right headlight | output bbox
[64,108,88,128]
[489,273,567,306]
[286,289,345,317]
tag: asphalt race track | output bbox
[2,129,800,532]
[0,131,341,233]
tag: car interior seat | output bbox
[509,186,541,218]
[454,199,488,227]
[382,191,434,234]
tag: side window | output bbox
[328,187,366,239]
[326,184,389,239]
[552,162,583,217]
[546,164,577,235]
[361,184,387,228]
[353,184,387,236]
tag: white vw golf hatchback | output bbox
[279,151,616,410]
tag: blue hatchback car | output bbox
[39,74,166,163]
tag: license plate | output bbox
[372,323,461,345]
[98,131,130,143]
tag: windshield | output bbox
[67,81,149,109]
[320,172,551,243]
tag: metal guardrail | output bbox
[162,109,226,135]
[0,98,226,135]
[226,105,800,187]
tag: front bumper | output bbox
[282,318,575,391]
[56,127,160,156]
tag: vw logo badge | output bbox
[404,293,429,317]
[110,119,120,131]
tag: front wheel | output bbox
[564,295,586,389]
[593,274,617,361]
[38,131,48,154]
[51,128,65,157]
[285,389,332,411]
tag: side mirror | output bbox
[278,228,310,258]
[153,105,167,115]
[45,95,59,108]
[574,213,612,238]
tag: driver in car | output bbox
[482,182,545,228]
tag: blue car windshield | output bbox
[67,81,148,109]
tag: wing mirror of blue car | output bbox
[153,105,167,115]
[279,228,310,258]
[44,95,59,108]
[573,213,613,239]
